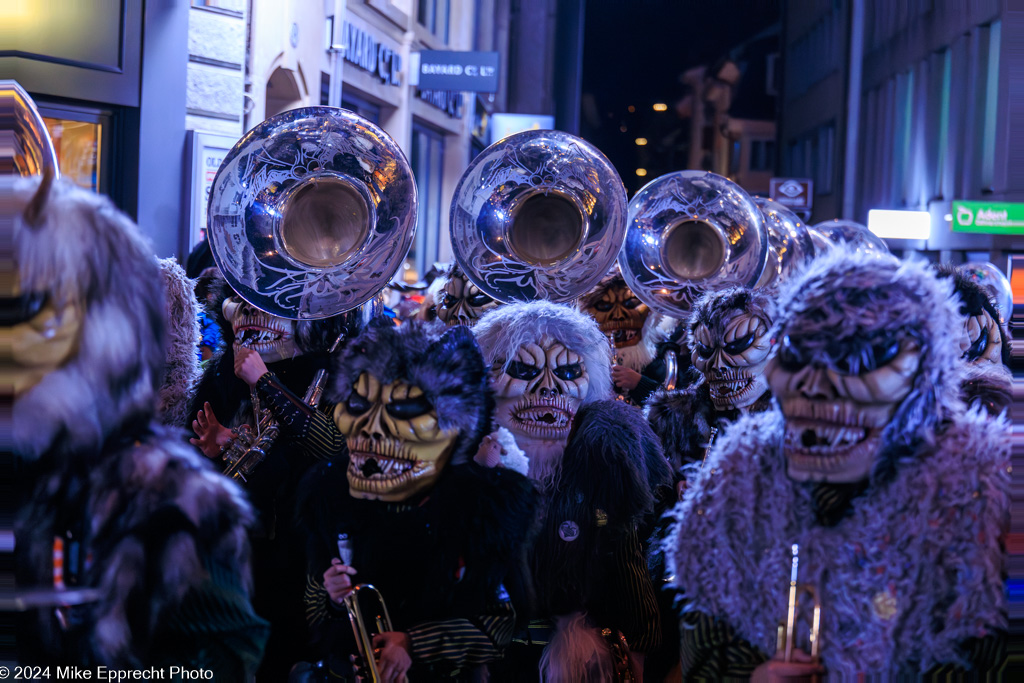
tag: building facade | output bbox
[779,0,1023,260]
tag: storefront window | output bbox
[42,116,103,193]
[341,93,382,125]
[409,123,445,281]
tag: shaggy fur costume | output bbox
[12,176,266,673]
[157,258,202,428]
[473,300,613,405]
[302,321,537,677]
[667,251,1009,675]
[647,287,774,472]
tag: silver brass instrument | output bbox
[753,197,817,292]
[208,107,416,480]
[812,218,889,256]
[449,129,627,304]
[619,171,769,321]
[2,80,59,177]
[776,543,822,663]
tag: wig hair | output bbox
[933,263,1011,365]
[473,300,613,403]
[328,319,494,466]
[770,248,966,481]
[12,176,166,460]
[156,258,202,427]
[685,285,773,353]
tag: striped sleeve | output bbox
[406,595,516,667]
[609,525,662,653]
[679,609,764,681]
[255,373,345,460]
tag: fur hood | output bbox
[667,406,1009,674]
[685,286,772,357]
[770,249,966,482]
[473,300,613,403]
[329,319,494,467]
[157,258,202,428]
[12,176,166,461]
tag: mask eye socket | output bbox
[777,335,808,371]
[440,292,458,309]
[506,360,541,380]
[695,341,714,359]
[2,291,49,326]
[466,291,493,307]
[964,327,990,361]
[553,362,583,381]
[624,297,643,310]
[724,331,756,356]
[385,394,433,420]
[870,338,902,368]
[593,300,614,313]
[346,392,371,416]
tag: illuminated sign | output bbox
[952,200,1024,234]
[417,51,499,92]
[867,209,930,240]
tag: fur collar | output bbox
[667,407,1009,675]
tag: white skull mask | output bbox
[491,337,590,447]
[768,333,921,484]
[692,311,772,410]
[223,296,299,363]
[435,272,499,327]
[958,307,1003,366]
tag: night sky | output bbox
[581,0,781,194]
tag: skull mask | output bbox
[492,337,590,445]
[764,252,958,485]
[223,295,298,363]
[435,268,499,327]
[584,277,650,348]
[335,372,457,501]
[328,321,493,503]
[687,288,773,411]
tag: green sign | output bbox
[951,200,1024,234]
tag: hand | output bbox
[611,365,642,391]
[234,346,269,387]
[323,558,357,605]
[190,402,234,459]
[371,631,412,683]
[751,649,824,683]
[474,434,506,468]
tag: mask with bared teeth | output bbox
[767,250,965,485]
[583,275,649,348]
[687,287,773,412]
[223,295,298,363]
[329,320,493,502]
[435,265,499,327]
[473,301,613,486]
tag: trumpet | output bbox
[337,535,394,683]
[776,543,822,662]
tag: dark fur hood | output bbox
[329,319,494,467]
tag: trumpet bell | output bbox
[450,129,627,303]
[753,197,816,291]
[208,107,417,320]
[620,171,768,319]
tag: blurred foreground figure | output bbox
[10,173,268,674]
[668,250,1009,678]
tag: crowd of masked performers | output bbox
[13,172,1012,682]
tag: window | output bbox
[341,93,381,125]
[749,139,775,172]
[418,0,450,43]
[410,124,445,280]
[38,104,111,194]
[786,123,834,195]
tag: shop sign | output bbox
[418,89,463,118]
[769,177,813,211]
[417,51,500,93]
[952,200,1024,234]
[342,22,401,86]
[187,131,237,247]
[490,113,555,144]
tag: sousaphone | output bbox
[208,107,417,320]
[753,196,817,291]
[450,129,627,303]
[619,170,769,319]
